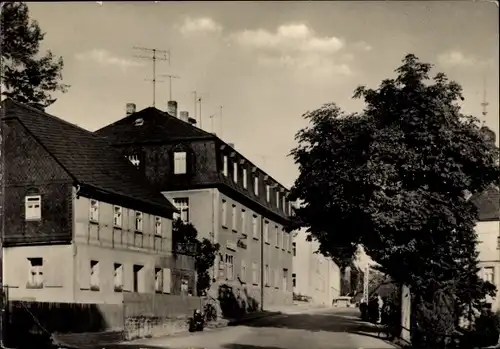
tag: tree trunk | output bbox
[401,284,412,343]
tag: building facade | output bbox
[95,104,294,308]
[292,228,341,305]
[0,99,184,304]
[472,185,500,311]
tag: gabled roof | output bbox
[95,107,215,144]
[471,185,500,221]
[1,99,177,216]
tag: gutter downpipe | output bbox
[260,215,264,311]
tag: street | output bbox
[104,308,396,349]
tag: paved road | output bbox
[107,308,397,349]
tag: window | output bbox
[252,215,258,238]
[173,151,187,174]
[484,267,495,284]
[27,258,43,288]
[135,212,143,232]
[264,264,270,285]
[254,176,259,196]
[133,264,144,293]
[233,162,238,183]
[113,206,122,228]
[25,195,41,220]
[89,199,99,222]
[292,273,296,288]
[264,221,269,243]
[284,233,289,251]
[222,200,227,227]
[275,226,279,246]
[173,198,189,222]
[155,268,163,293]
[243,168,248,189]
[90,260,100,291]
[127,154,140,168]
[252,262,259,285]
[155,217,162,236]
[276,191,280,208]
[240,260,247,282]
[232,205,237,231]
[241,209,246,236]
[225,254,234,280]
[266,185,270,202]
[292,242,296,256]
[277,229,281,248]
[113,263,123,292]
[223,155,228,176]
[282,196,286,212]
[283,268,288,291]
[282,230,286,250]
[275,269,280,288]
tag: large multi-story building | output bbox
[95,103,294,308]
[292,228,341,305]
[0,99,184,304]
[472,185,500,311]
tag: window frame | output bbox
[173,151,187,175]
[89,199,99,223]
[25,195,42,221]
[113,205,122,228]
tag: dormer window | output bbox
[233,162,238,183]
[282,196,286,212]
[254,175,259,196]
[173,151,187,174]
[243,168,248,189]
[276,191,280,208]
[266,185,270,202]
[223,156,228,177]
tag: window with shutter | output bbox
[173,151,187,174]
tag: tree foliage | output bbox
[172,219,220,295]
[289,54,499,323]
[0,2,69,110]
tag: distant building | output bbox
[0,99,182,304]
[472,185,500,310]
[292,228,341,305]
[95,104,294,308]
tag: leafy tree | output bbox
[289,54,499,338]
[0,2,69,110]
[172,218,220,295]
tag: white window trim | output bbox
[233,162,238,183]
[243,168,248,189]
[232,205,237,231]
[264,221,269,243]
[252,215,258,238]
[222,200,228,227]
[223,156,228,176]
[135,211,143,232]
[114,263,123,291]
[113,205,122,228]
[173,198,189,222]
[254,176,259,196]
[241,209,246,235]
[90,260,100,291]
[89,199,99,223]
[173,151,187,175]
[155,216,162,236]
[226,254,234,281]
[276,191,280,208]
[266,185,270,202]
[25,195,42,221]
[252,262,259,285]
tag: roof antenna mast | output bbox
[133,46,170,107]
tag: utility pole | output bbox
[192,91,197,121]
[219,105,223,138]
[160,74,180,101]
[198,96,203,129]
[133,46,170,107]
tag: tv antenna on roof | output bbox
[133,46,170,107]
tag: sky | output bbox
[26,1,499,189]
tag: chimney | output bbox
[188,117,197,126]
[179,111,189,122]
[126,103,136,116]
[167,101,178,118]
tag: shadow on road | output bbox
[221,345,284,349]
[241,311,391,343]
